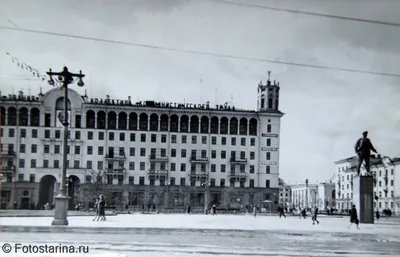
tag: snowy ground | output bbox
[1,214,400,257]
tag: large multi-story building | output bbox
[278,178,291,207]
[334,155,400,214]
[0,76,284,210]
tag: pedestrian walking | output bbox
[279,205,286,218]
[212,204,217,215]
[253,206,257,218]
[96,194,106,221]
[312,206,319,225]
[92,198,100,221]
[348,204,360,229]
[186,205,191,215]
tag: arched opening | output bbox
[7,107,17,126]
[55,97,71,110]
[18,107,29,126]
[220,117,228,134]
[0,107,5,125]
[149,113,159,131]
[139,113,148,130]
[210,116,219,134]
[97,111,106,129]
[38,175,57,208]
[230,117,238,135]
[129,112,138,130]
[249,118,258,135]
[30,108,40,127]
[86,110,95,128]
[239,118,248,135]
[160,114,169,131]
[200,116,209,133]
[67,175,80,210]
[118,112,127,130]
[170,115,178,132]
[107,111,117,129]
[190,115,199,133]
[180,115,189,133]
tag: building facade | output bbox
[290,183,318,209]
[334,155,400,214]
[0,76,284,210]
[317,182,335,210]
[278,178,291,207]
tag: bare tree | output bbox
[81,170,107,207]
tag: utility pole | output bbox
[47,66,84,226]
[305,179,309,209]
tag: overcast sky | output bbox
[1,0,399,184]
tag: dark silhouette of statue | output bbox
[354,131,377,176]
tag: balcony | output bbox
[148,169,168,179]
[1,165,16,173]
[149,154,169,162]
[228,172,247,179]
[189,156,209,163]
[229,157,247,164]
[189,171,208,180]
[1,151,16,158]
[105,168,126,176]
[105,153,126,161]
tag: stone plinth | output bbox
[51,195,70,226]
[352,175,374,224]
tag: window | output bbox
[87,161,92,169]
[221,164,226,173]
[180,178,186,186]
[20,129,26,138]
[250,165,255,173]
[98,146,104,155]
[88,131,93,140]
[181,149,186,158]
[181,135,187,143]
[220,179,225,187]
[55,130,61,139]
[266,152,271,160]
[31,144,37,153]
[99,132,104,140]
[170,177,175,186]
[129,162,135,170]
[266,138,271,146]
[18,174,24,182]
[211,164,216,172]
[44,129,50,138]
[191,136,197,144]
[210,179,215,187]
[211,137,217,145]
[129,176,134,185]
[74,160,80,168]
[250,138,255,146]
[87,146,93,155]
[139,177,145,185]
[151,134,157,143]
[109,132,114,141]
[171,135,177,143]
[30,159,36,168]
[170,163,176,171]
[202,136,207,144]
[231,138,236,146]
[161,134,167,143]
[171,149,176,157]
[120,133,125,141]
[221,137,226,145]
[54,160,60,168]
[75,131,81,140]
[130,133,136,142]
[265,180,270,188]
[43,145,50,154]
[181,163,186,172]
[140,162,145,170]
[141,134,146,142]
[29,174,35,183]
[129,147,135,156]
[140,148,146,157]
[32,129,38,138]
[75,146,80,155]
[211,150,216,159]
[250,152,255,160]
[75,115,82,128]
[19,159,25,168]
[241,138,246,146]
[20,144,25,153]
[267,125,271,133]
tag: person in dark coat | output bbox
[278,205,286,218]
[97,194,106,221]
[348,204,359,229]
[312,206,319,225]
[186,205,191,215]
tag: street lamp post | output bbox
[47,66,84,226]
[201,180,210,212]
[305,179,309,209]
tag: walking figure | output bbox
[278,205,286,218]
[253,206,257,218]
[186,205,191,215]
[354,131,377,176]
[312,206,319,225]
[212,204,217,215]
[96,194,106,221]
[92,198,100,221]
[348,204,360,229]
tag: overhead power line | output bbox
[208,0,400,28]
[1,25,400,78]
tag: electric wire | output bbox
[1,26,400,78]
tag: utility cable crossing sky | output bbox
[1,26,400,79]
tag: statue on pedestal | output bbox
[354,131,377,176]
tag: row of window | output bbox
[16,159,273,174]
[338,190,395,199]
[2,173,271,188]
[2,128,263,146]
[0,108,264,135]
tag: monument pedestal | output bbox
[352,175,374,224]
[51,195,70,226]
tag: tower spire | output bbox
[267,70,271,82]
